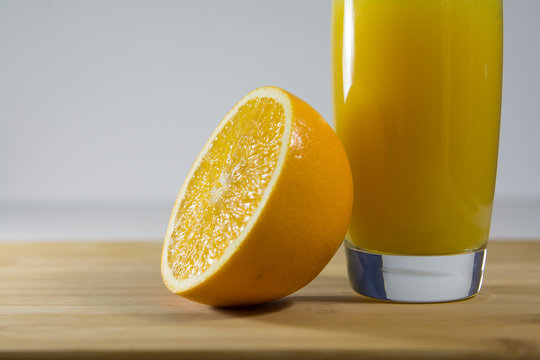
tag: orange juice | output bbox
[332,0,503,255]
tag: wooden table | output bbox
[1,241,539,359]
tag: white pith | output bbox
[161,87,293,293]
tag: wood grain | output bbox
[0,241,539,359]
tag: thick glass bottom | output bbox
[345,242,487,303]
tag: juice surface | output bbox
[332,0,503,255]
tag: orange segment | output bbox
[168,98,285,280]
[161,86,352,307]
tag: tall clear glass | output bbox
[332,0,503,302]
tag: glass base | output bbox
[345,242,487,303]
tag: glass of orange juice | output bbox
[332,0,503,302]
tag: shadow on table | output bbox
[286,294,375,303]
[212,294,375,318]
[211,271,388,316]
[212,275,383,318]
[212,298,293,316]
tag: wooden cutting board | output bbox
[1,241,539,359]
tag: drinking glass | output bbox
[332,0,503,302]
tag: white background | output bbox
[1,0,539,240]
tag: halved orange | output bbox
[161,86,352,306]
